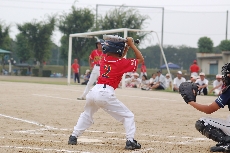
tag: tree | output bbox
[219,39,230,51]
[0,22,11,67]
[0,22,11,50]
[17,16,55,76]
[15,33,32,63]
[97,6,149,57]
[197,37,214,53]
[58,6,95,75]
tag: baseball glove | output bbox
[179,82,198,104]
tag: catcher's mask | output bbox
[221,63,230,86]
[95,39,104,49]
[102,40,125,57]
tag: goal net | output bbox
[67,28,171,89]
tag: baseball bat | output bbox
[103,35,140,44]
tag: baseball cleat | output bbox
[125,139,141,150]
[68,135,77,145]
[210,144,230,152]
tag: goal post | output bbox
[67,28,172,89]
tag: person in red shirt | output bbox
[140,61,147,78]
[190,60,200,76]
[77,39,104,100]
[71,59,80,83]
[68,37,144,150]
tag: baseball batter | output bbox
[179,63,230,152]
[77,39,104,100]
[68,36,144,150]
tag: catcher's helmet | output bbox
[221,63,230,86]
[95,39,104,49]
[102,40,125,57]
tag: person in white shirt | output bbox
[165,73,172,89]
[195,72,209,95]
[209,74,223,96]
[173,71,186,92]
[188,75,197,83]
[149,73,156,88]
[151,70,166,90]
[129,72,141,88]
[140,75,150,90]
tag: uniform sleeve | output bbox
[215,89,230,108]
[89,50,94,60]
[121,59,138,73]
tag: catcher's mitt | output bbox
[179,82,198,104]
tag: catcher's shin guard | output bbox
[195,120,227,143]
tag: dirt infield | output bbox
[0,76,228,152]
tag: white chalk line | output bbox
[32,93,176,102]
[0,146,89,153]
[0,113,208,143]
[32,94,80,101]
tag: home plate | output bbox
[78,138,102,143]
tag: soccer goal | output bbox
[67,28,172,89]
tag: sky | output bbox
[0,0,230,48]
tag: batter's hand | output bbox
[126,37,135,47]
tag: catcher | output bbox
[179,63,230,152]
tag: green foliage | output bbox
[197,37,214,53]
[42,70,52,77]
[219,39,230,51]
[0,22,11,51]
[32,69,39,76]
[97,6,149,58]
[17,16,56,75]
[140,45,197,70]
[58,6,95,63]
[15,33,32,62]
[20,69,27,76]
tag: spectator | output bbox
[140,75,149,90]
[81,70,91,85]
[190,60,200,76]
[165,73,172,89]
[71,59,80,83]
[149,73,157,87]
[209,74,223,96]
[195,72,209,95]
[151,70,166,90]
[188,75,197,83]
[140,61,147,78]
[173,71,186,92]
[129,72,141,88]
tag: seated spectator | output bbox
[195,72,209,95]
[140,75,149,90]
[209,74,223,96]
[123,73,132,87]
[149,73,157,87]
[128,72,141,88]
[188,75,197,83]
[81,69,91,85]
[151,70,166,90]
[173,71,186,92]
[165,73,172,89]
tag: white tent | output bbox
[67,28,171,88]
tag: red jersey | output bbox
[89,49,104,66]
[141,64,147,72]
[71,63,80,73]
[190,64,200,73]
[97,56,138,89]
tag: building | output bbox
[196,51,230,75]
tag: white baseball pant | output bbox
[72,84,136,141]
[199,116,230,136]
[80,65,100,99]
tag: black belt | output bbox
[96,64,100,66]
